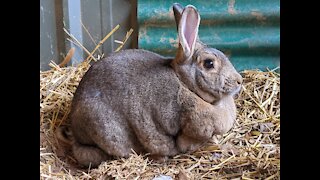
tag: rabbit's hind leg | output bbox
[72,141,111,167]
[88,100,145,158]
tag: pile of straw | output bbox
[40,26,280,179]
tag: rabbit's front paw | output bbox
[177,134,203,153]
[149,154,168,163]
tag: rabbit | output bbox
[57,3,243,167]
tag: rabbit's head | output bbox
[171,3,242,104]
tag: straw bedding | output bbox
[40,28,280,180]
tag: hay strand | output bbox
[115,28,134,52]
[85,24,120,63]
[80,20,103,56]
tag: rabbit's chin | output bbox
[226,85,242,97]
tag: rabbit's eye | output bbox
[203,59,214,69]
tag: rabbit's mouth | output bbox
[222,81,242,96]
[231,85,242,96]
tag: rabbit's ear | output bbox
[178,5,200,62]
[173,3,184,31]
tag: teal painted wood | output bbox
[138,0,280,71]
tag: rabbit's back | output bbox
[74,49,178,102]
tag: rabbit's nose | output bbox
[235,74,243,85]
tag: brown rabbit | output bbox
[58,3,242,167]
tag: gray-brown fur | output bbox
[58,4,242,167]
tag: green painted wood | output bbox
[138,0,280,71]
